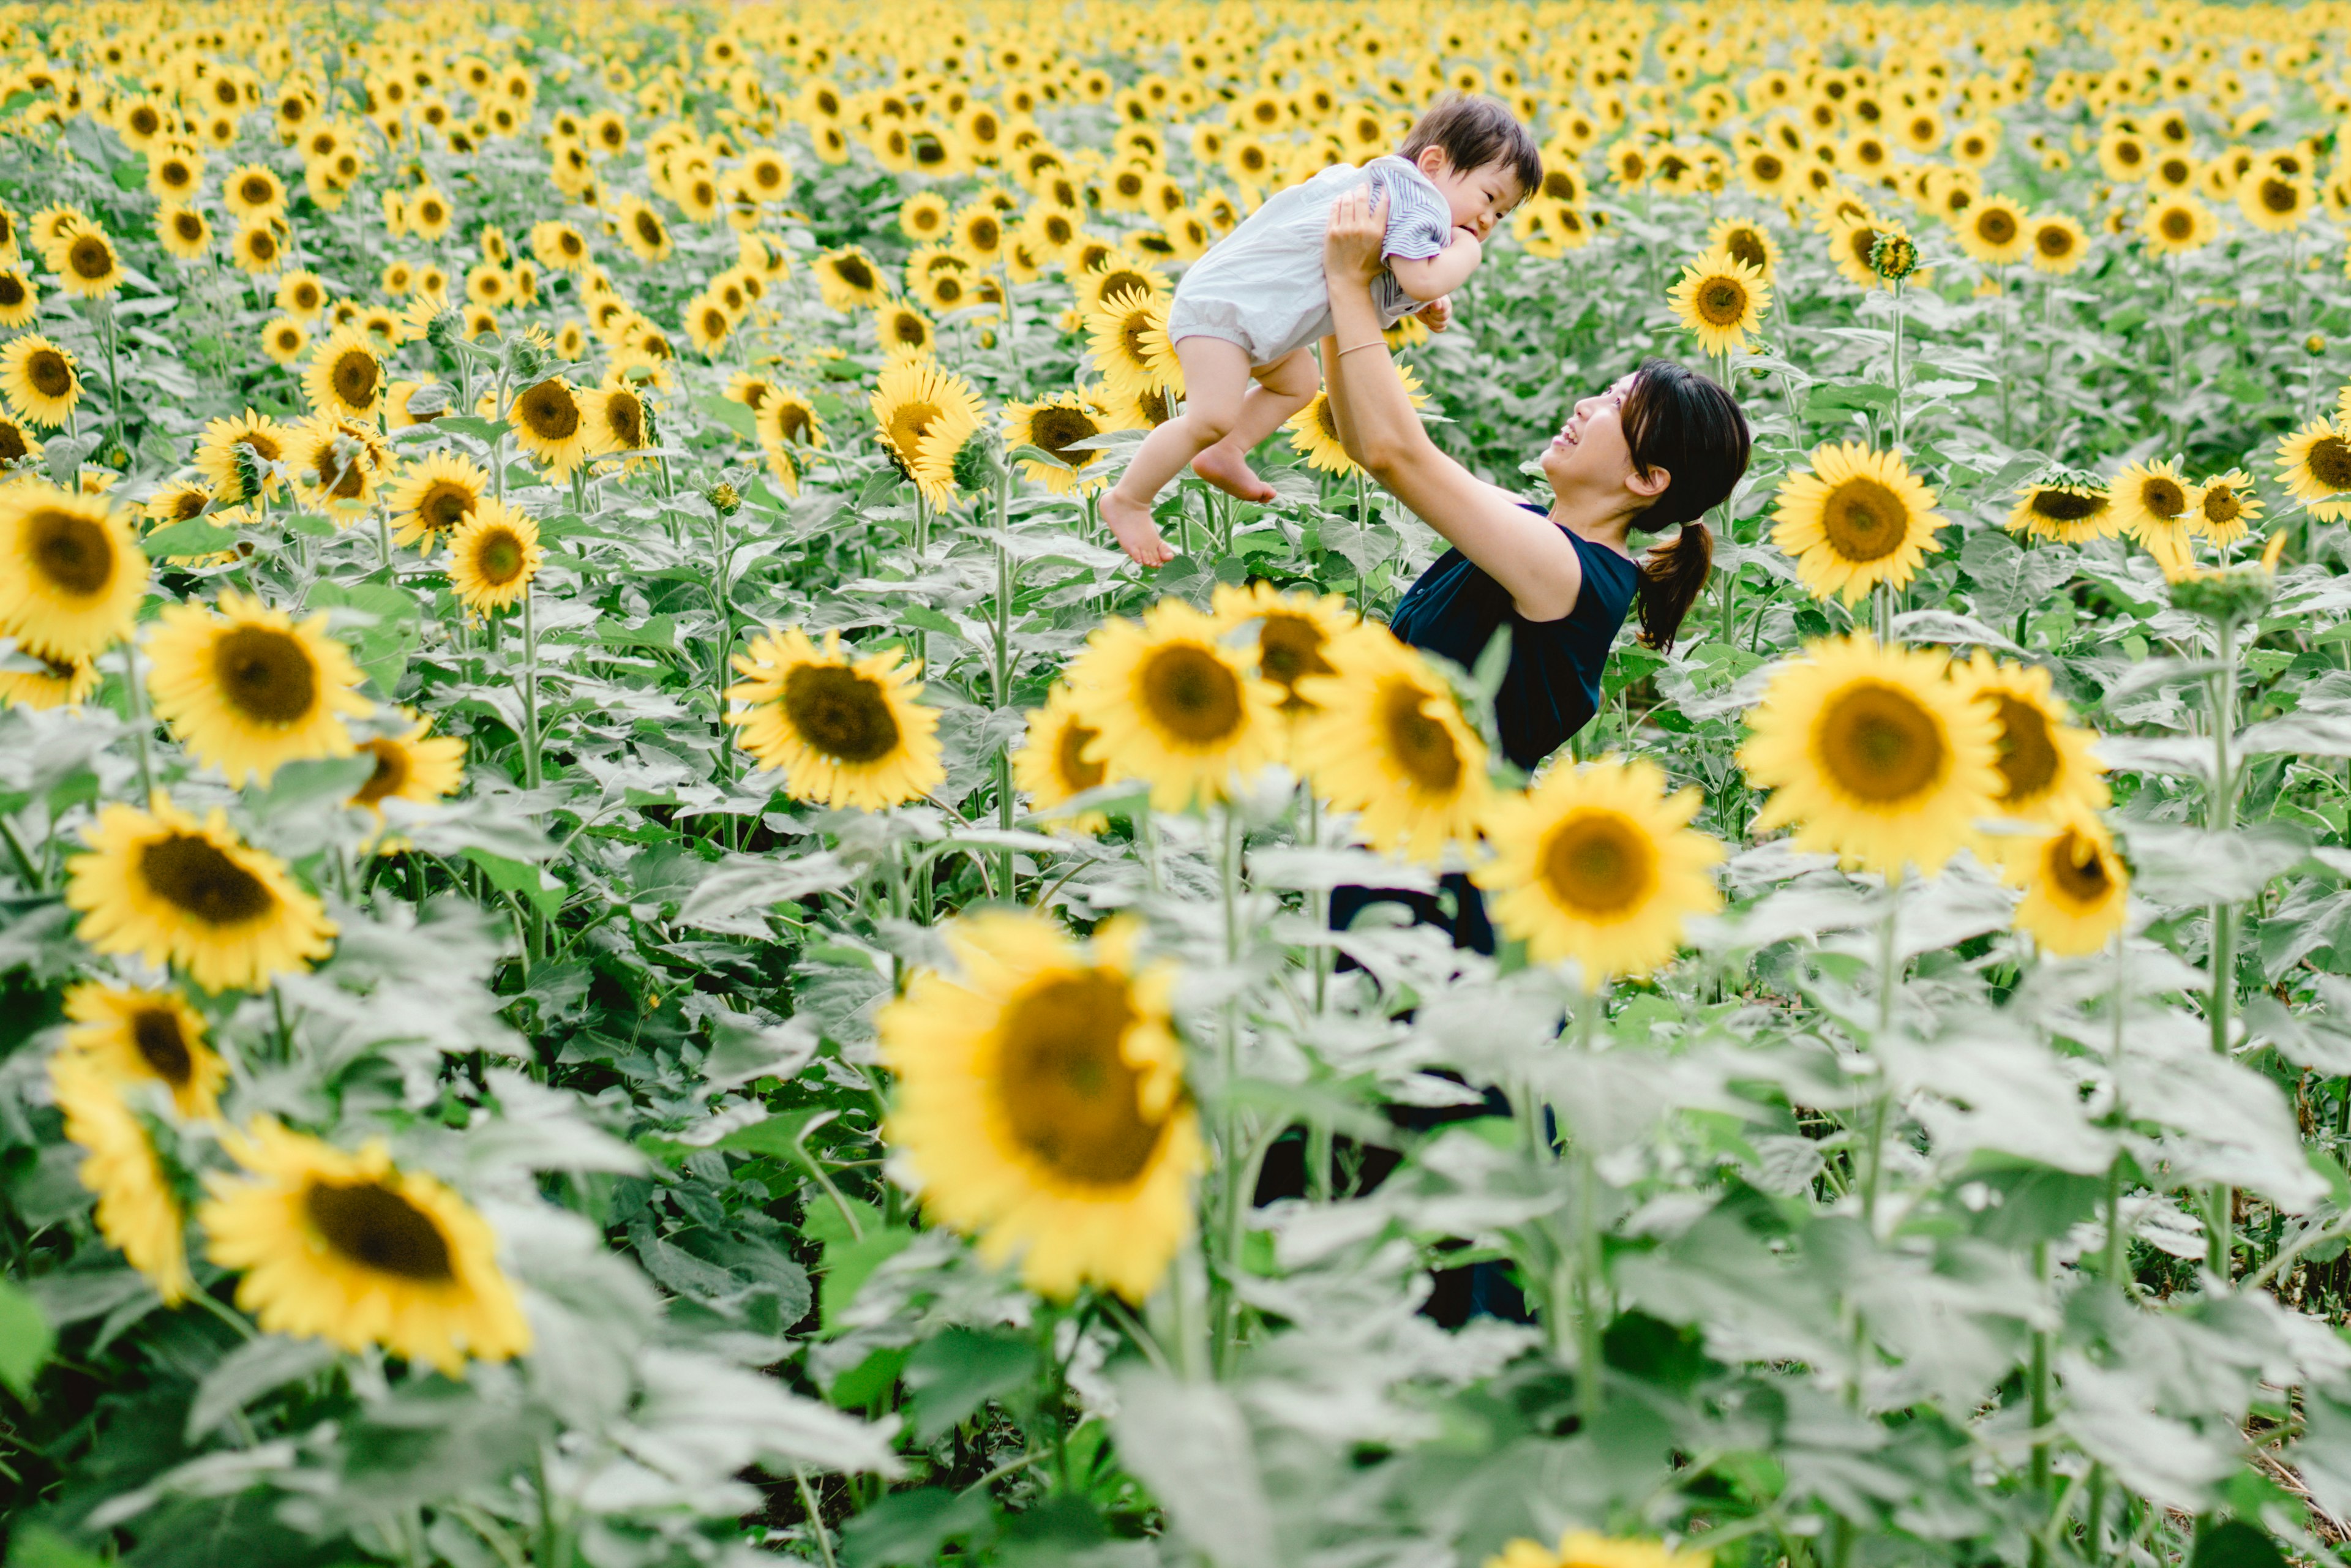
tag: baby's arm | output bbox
[1386,228,1482,302]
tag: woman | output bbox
[1319,186,1752,952]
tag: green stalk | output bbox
[2105,932,2130,1288]
[993,468,1016,893]
[2207,613,2238,1276]
[121,635,154,802]
[1861,876,1902,1229]
[1889,277,1905,453]
[2028,1240,2052,1568]
[1213,805,1245,1375]
[520,584,542,791]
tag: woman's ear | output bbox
[1625,463,1670,501]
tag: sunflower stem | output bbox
[520,583,542,792]
[2168,254,2184,452]
[2028,1238,2053,1550]
[790,1466,838,1568]
[2207,610,2239,1277]
[1213,803,1246,1376]
[1861,872,1902,1231]
[1996,264,2012,447]
[1888,277,1905,454]
[119,634,154,803]
[98,300,122,448]
[2105,932,2131,1290]
[1570,985,1605,1433]
[0,815,40,889]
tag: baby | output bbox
[1097,93,1540,567]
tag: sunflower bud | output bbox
[1869,231,1918,283]
[2167,564,2273,628]
[949,432,997,492]
[424,309,462,353]
[503,335,550,383]
[232,442,266,501]
[708,482,741,516]
[2308,333,2330,356]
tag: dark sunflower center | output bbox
[170,489,206,520]
[1140,646,1243,744]
[1821,475,1909,562]
[2202,485,2243,524]
[833,255,874,290]
[28,508,112,595]
[473,527,525,585]
[1697,278,1747,326]
[1256,613,1332,704]
[238,432,282,463]
[247,230,278,261]
[2035,225,2074,257]
[2160,209,2194,240]
[331,349,378,406]
[353,738,408,805]
[213,624,319,724]
[130,1007,194,1086]
[782,662,902,763]
[176,213,205,242]
[0,421,28,462]
[517,381,580,440]
[2045,830,2113,904]
[1991,694,2058,800]
[304,1180,455,1281]
[2308,437,2351,490]
[140,833,275,925]
[771,403,813,444]
[28,349,72,397]
[1977,209,2017,244]
[1753,153,1785,181]
[634,211,663,246]
[1818,683,1946,803]
[418,481,474,531]
[1724,230,1767,269]
[0,274,21,307]
[1056,718,1105,792]
[2029,489,2105,522]
[2261,178,2297,214]
[1540,812,1655,915]
[891,312,929,347]
[970,216,1000,249]
[2139,477,2186,518]
[932,276,964,306]
[1118,312,1153,366]
[1379,679,1461,791]
[240,175,272,205]
[604,393,644,447]
[994,971,1164,1187]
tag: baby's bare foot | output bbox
[1098,488,1174,567]
[1191,442,1276,503]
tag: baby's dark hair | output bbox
[1399,94,1542,200]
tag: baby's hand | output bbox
[1418,295,1453,332]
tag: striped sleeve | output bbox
[1367,158,1454,261]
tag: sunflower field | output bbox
[30,2,2351,1567]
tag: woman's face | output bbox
[1539,373,1646,501]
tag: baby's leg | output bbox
[1099,336,1253,568]
[1191,347,1321,503]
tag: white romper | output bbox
[1163,154,1454,367]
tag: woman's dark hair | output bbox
[1618,359,1750,653]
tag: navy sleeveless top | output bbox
[1385,506,1641,770]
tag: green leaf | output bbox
[310,580,423,692]
[283,512,339,538]
[463,848,562,918]
[803,1196,915,1329]
[713,1109,831,1162]
[2191,1519,2287,1568]
[110,160,144,192]
[141,517,239,557]
[897,605,961,637]
[1802,381,1895,416]
[827,1343,909,1408]
[694,392,759,441]
[838,1488,992,1568]
[434,414,511,443]
[0,1276,53,1398]
[902,1327,1041,1442]
[6,1528,103,1568]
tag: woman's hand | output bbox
[1324,186,1389,285]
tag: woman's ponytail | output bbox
[1616,359,1751,656]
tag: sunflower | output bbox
[195,410,292,503]
[2277,419,2351,520]
[1471,757,1723,988]
[585,382,649,457]
[0,650,97,709]
[377,452,482,552]
[446,498,542,617]
[870,356,984,508]
[0,485,146,661]
[348,708,465,819]
[509,377,590,475]
[2141,193,2217,255]
[530,220,591,271]
[0,405,37,468]
[301,325,383,420]
[1739,633,2000,877]
[2240,171,2312,232]
[877,910,1201,1303]
[1210,579,1354,721]
[1955,193,2029,265]
[1002,392,1115,495]
[286,417,384,514]
[1954,653,2109,831]
[1086,287,1183,400]
[1770,442,1944,604]
[48,1054,193,1304]
[230,220,284,274]
[57,226,122,298]
[63,981,225,1120]
[1704,216,1780,280]
[1077,253,1172,315]
[67,797,336,992]
[871,298,937,361]
[146,590,370,787]
[2011,820,2131,957]
[1667,249,1771,354]
[899,190,951,242]
[157,203,212,262]
[0,265,37,329]
[2025,212,2088,274]
[0,334,82,427]
[753,384,823,451]
[1292,624,1490,863]
[1488,1532,1714,1568]
[258,313,309,365]
[2006,479,2115,544]
[726,626,945,810]
[816,244,885,310]
[1012,683,1114,832]
[200,1121,530,1374]
[1064,599,1283,814]
[2109,457,2199,576]
[2191,468,2262,544]
[222,162,286,220]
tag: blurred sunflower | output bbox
[816,244,885,310]
[446,498,543,616]
[347,709,465,819]
[2140,193,2217,255]
[0,484,146,661]
[2110,458,2199,577]
[195,410,291,503]
[873,299,938,360]
[2192,468,2261,544]
[0,651,98,710]
[1086,287,1183,400]
[2006,480,2116,544]
[876,910,1201,1303]
[899,190,951,242]
[1011,683,1112,832]
[56,225,122,298]
[0,265,38,329]
[1705,215,1781,279]
[0,333,82,427]
[286,418,384,514]
[67,797,336,992]
[1002,392,1114,495]
[302,324,383,419]
[1293,625,1490,864]
[1211,581,1354,723]
[157,204,212,262]
[726,626,945,810]
[222,163,287,220]
[1740,632,2000,877]
[2011,820,2131,956]
[48,1054,193,1304]
[2025,212,2088,274]
[1667,249,1771,354]
[147,590,369,787]
[1955,194,2029,265]
[386,451,487,551]
[63,981,224,1120]
[2277,419,2351,520]
[871,356,983,508]
[1771,442,1944,604]
[201,1122,530,1375]
[2239,171,2312,231]
[1954,652,2109,830]
[259,315,309,364]
[1065,599,1283,813]
[754,385,823,452]
[1472,757,1723,988]
[586,380,650,457]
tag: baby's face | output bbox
[1417,152,1524,241]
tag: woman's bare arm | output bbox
[1322,189,1586,621]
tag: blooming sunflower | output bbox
[1086,287,1183,401]
[2239,171,2312,232]
[0,650,98,710]
[146,590,370,787]
[1739,632,2000,877]
[1012,683,1113,833]
[871,356,983,508]
[2011,820,2131,957]
[2191,468,2261,544]
[2141,193,2218,255]
[0,265,38,329]
[201,1121,530,1374]
[63,981,224,1119]
[1292,624,1491,863]
[1771,442,1944,604]
[2025,212,2088,274]
[1667,249,1771,354]
[1472,757,1723,988]
[1706,215,1781,280]
[157,204,212,263]
[1002,392,1116,495]
[1954,652,2109,831]
[508,377,590,476]
[348,708,465,818]
[586,382,650,459]
[49,1053,193,1304]
[302,325,384,419]
[754,384,823,451]
[2006,480,2115,544]
[816,245,886,310]
[2109,458,2199,578]
[67,797,336,992]
[1065,599,1283,814]
[0,485,146,661]
[286,417,384,514]
[56,225,122,298]
[446,498,542,617]
[195,410,293,503]
[0,334,83,427]
[0,405,38,468]
[1488,1531,1714,1568]
[1210,580,1354,724]
[386,451,488,550]
[259,314,309,364]
[876,911,1202,1303]
[872,299,937,361]
[1955,194,2029,265]
[2276,419,2351,521]
[726,626,945,810]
